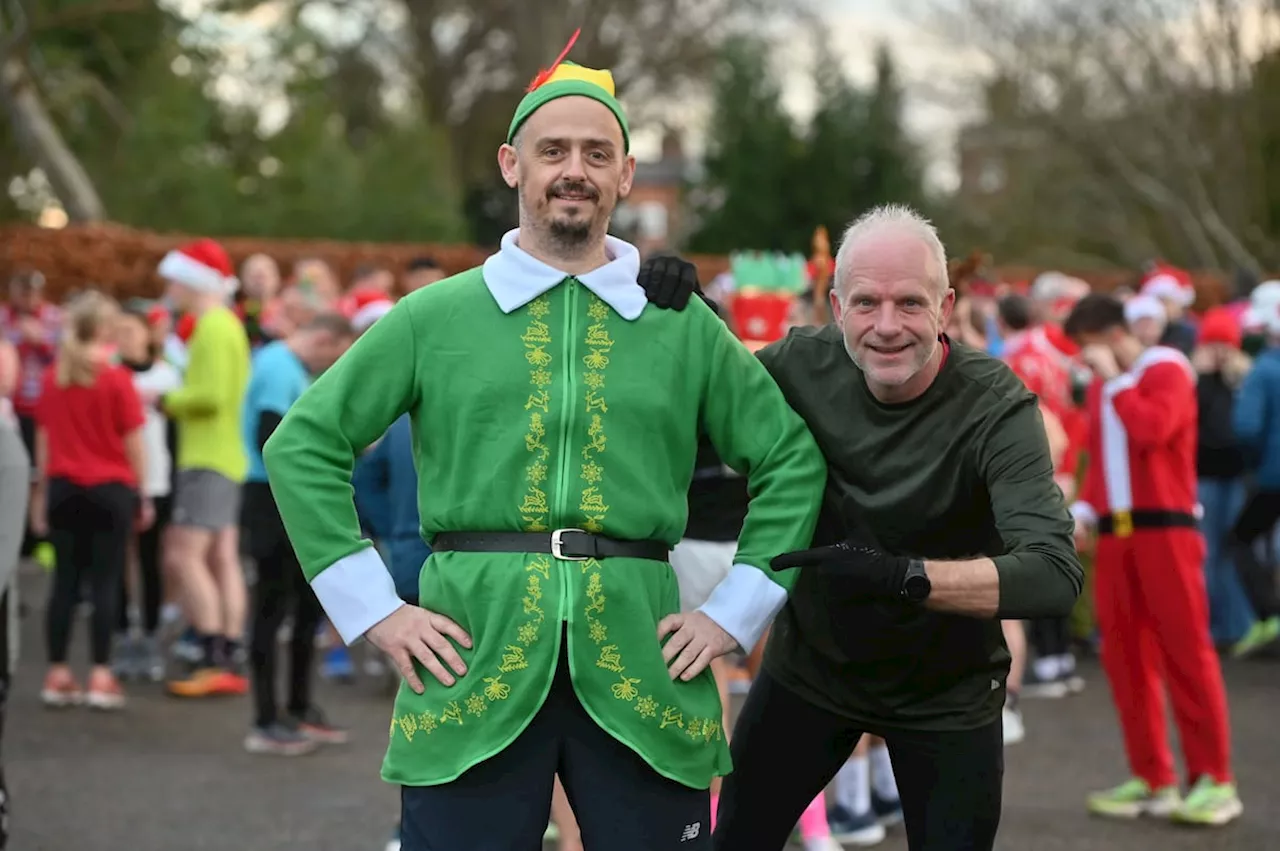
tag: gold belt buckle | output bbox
[1112,510,1133,538]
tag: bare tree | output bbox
[0,1,105,222]
[931,0,1280,271]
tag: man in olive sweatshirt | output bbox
[642,205,1082,851]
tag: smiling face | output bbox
[498,95,635,258]
[830,228,955,403]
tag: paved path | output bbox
[7,564,1278,851]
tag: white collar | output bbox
[481,229,645,320]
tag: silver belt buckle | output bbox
[550,528,589,561]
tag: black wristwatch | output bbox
[901,559,931,603]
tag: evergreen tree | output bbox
[686,36,808,254]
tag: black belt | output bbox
[1098,510,1197,537]
[432,530,669,562]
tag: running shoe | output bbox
[1172,776,1243,826]
[86,669,126,710]
[1087,778,1181,819]
[827,805,887,846]
[292,706,349,745]
[244,723,318,756]
[40,668,83,708]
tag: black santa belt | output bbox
[1098,510,1197,538]
[431,530,669,562]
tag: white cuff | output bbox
[697,563,788,654]
[1069,501,1098,526]
[309,546,405,645]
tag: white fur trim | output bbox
[158,250,233,294]
[309,546,405,645]
[1123,294,1166,328]
[1099,347,1195,514]
[352,300,393,332]
[697,563,788,653]
[1141,274,1194,307]
[1070,501,1098,526]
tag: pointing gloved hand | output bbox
[637,254,704,311]
[770,537,920,603]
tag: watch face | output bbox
[905,574,930,601]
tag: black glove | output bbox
[771,537,916,602]
[638,255,700,311]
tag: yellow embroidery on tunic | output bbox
[441,702,465,726]
[521,297,554,532]
[568,295,725,747]
[483,677,511,701]
[611,676,641,701]
[596,644,624,673]
[466,693,488,716]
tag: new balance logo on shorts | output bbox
[681,822,701,842]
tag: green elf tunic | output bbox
[263,231,826,789]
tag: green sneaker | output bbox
[1172,776,1243,826]
[1087,778,1181,819]
[34,541,55,572]
[1231,616,1280,659]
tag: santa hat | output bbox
[1123,293,1167,328]
[1243,280,1280,333]
[352,298,393,333]
[1198,307,1242,348]
[158,239,239,296]
[1140,264,1195,307]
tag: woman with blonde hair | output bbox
[31,291,151,709]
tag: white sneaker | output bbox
[1002,706,1025,745]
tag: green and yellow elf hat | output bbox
[507,28,631,152]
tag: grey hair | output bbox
[832,204,949,302]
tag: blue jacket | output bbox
[1234,346,1280,491]
[352,415,430,603]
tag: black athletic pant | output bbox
[1029,617,1071,659]
[245,483,323,728]
[1228,490,1280,619]
[16,415,38,559]
[0,588,10,851]
[400,632,710,851]
[116,494,170,635]
[715,671,1003,851]
[45,479,136,666]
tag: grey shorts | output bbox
[171,469,242,531]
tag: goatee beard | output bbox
[549,218,594,252]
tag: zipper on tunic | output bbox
[554,279,579,623]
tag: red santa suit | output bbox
[1005,325,1085,486]
[1072,346,1232,789]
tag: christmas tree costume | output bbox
[263,48,825,850]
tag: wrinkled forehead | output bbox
[841,230,943,299]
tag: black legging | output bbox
[246,484,323,727]
[1028,617,1071,659]
[714,670,1003,851]
[1228,490,1280,619]
[45,479,136,666]
[116,494,171,635]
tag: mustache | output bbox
[548,180,599,201]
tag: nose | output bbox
[562,148,588,180]
[872,302,903,337]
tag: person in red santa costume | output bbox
[1063,293,1242,827]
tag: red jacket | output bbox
[1072,346,1199,527]
[1004,326,1085,477]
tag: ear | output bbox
[938,287,957,327]
[617,152,637,200]
[828,288,843,323]
[498,143,519,189]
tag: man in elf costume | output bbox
[263,36,825,851]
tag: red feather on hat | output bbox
[526,28,582,92]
